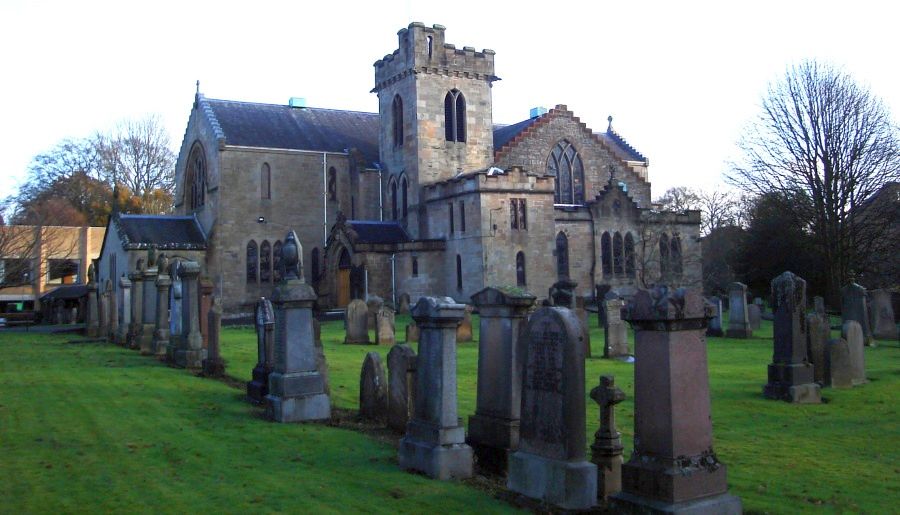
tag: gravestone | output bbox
[247,298,275,403]
[405,323,419,343]
[202,297,225,377]
[870,289,898,341]
[747,304,762,330]
[508,307,596,509]
[595,284,613,328]
[706,296,724,337]
[139,261,158,355]
[456,305,473,342]
[375,306,396,345]
[841,282,873,346]
[86,264,99,338]
[806,313,830,384]
[574,298,592,358]
[763,271,821,403]
[127,263,143,349]
[591,375,626,504]
[152,256,172,358]
[604,299,629,359]
[199,278,214,351]
[344,299,370,344]
[842,321,867,385]
[313,318,330,396]
[175,261,205,368]
[814,296,827,319]
[387,344,417,432]
[467,286,535,474]
[99,289,110,338]
[265,231,331,423]
[610,287,741,514]
[398,297,473,480]
[108,281,118,341]
[359,352,387,422]
[116,276,131,346]
[166,262,183,361]
[366,295,383,330]
[398,293,411,314]
[726,282,752,338]
[824,338,853,388]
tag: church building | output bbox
[126,22,701,315]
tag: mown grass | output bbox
[1,315,898,513]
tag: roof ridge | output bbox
[206,97,378,116]
[605,128,647,162]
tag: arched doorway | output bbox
[337,248,352,307]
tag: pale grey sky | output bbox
[2,0,898,203]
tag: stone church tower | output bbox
[373,23,499,238]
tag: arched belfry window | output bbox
[444,89,466,142]
[624,232,636,278]
[246,240,258,283]
[260,163,271,200]
[390,179,398,220]
[456,254,463,290]
[601,232,612,277]
[260,241,272,283]
[186,142,207,210]
[516,251,527,287]
[547,140,585,205]
[613,232,624,276]
[392,95,404,147]
[401,176,408,219]
[426,36,433,59]
[556,232,570,280]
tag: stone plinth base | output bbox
[764,363,821,403]
[175,348,206,369]
[266,392,331,422]
[343,337,372,345]
[202,358,225,377]
[467,413,518,475]
[593,452,623,503]
[138,325,155,355]
[507,451,597,510]
[153,336,169,358]
[610,491,742,514]
[246,365,270,404]
[398,431,473,480]
[725,328,752,338]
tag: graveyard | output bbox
[1,310,897,513]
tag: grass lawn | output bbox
[1,315,898,513]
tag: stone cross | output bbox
[763,271,821,403]
[202,296,225,377]
[610,287,741,513]
[841,282,873,346]
[344,299,370,344]
[175,261,204,368]
[590,375,626,503]
[726,282,752,338]
[359,352,387,422]
[116,275,131,346]
[247,297,275,404]
[387,344,417,432]
[153,265,172,358]
[508,306,597,510]
[467,286,536,474]
[139,262,158,355]
[398,296,472,480]
[127,263,143,349]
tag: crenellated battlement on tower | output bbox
[373,22,498,93]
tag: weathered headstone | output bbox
[595,284,613,328]
[603,299,629,359]
[574,298,592,358]
[806,313,830,384]
[359,352,387,422]
[127,262,143,349]
[397,293,411,314]
[166,263,183,362]
[98,290,110,338]
[247,298,275,404]
[841,282,873,346]
[86,264,99,338]
[366,295,383,330]
[387,344,417,432]
[152,256,172,358]
[814,296,827,319]
[467,286,535,474]
[591,375,625,504]
[139,261,158,355]
[726,282,752,338]
[747,303,762,330]
[405,322,419,343]
[202,297,225,377]
[344,299,370,344]
[763,271,821,403]
[610,287,741,514]
[549,278,578,308]
[824,338,853,388]
[456,304,473,342]
[870,289,898,341]
[313,318,330,396]
[175,261,205,368]
[375,306,396,345]
[199,277,214,351]
[508,306,596,509]
[398,297,472,480]
[116,275,131,346]
[265,231,330,422]
[706,296,724,337]
[842,320,867,386]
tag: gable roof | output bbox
[347,221,411,244]
[113,214,207,250]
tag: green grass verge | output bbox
[1,315,898,513]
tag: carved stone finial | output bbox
[607,115,614,132]
[281,230,303,282]
[157,254,169,275]
[87,263,96,284]
[147,246,156,267]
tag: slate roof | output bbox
[597,130,647,162]
[114,214,207,250]
[40,284,88,301]
[492,117,539,150]
[203,97,381,166]
[347,221,411,244]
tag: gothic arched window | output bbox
[659,233,670,280]
[260,240,272,283]
[601,232,612,277]
[412,257,419,277]
[392,95,404,147]
[261,163,271,200]
[613,232,624,276]
[390,179,398,220]
[671,235,683,279]
[401,177,408,219]
[556,232,570,280]
[246,240,258,283]
[624,232,636,278]
[547,140,585,205]
[328,167,337,200]
[516,251,527,287]
[273,240,283,283]
[444,89,466,142]
[186,142,207,210]
[456,254,463,290]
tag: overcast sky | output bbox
[2,0,898,203]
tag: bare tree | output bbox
[727,60,900,299]
[97,114,176,197]
[655,186,701,213]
